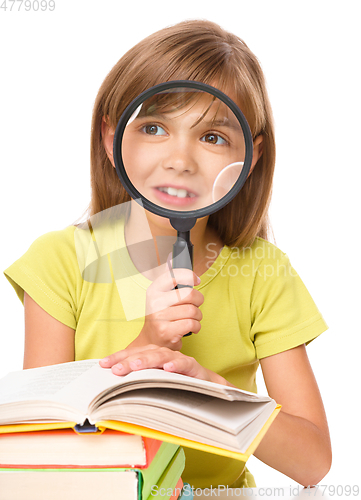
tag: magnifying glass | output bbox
[113,81,253,335]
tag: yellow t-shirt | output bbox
[4,217,328,489]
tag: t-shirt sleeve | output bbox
[250,250,328,359]
[3,227,79,330]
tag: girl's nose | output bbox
[161,144,198,174]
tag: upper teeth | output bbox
[158,187,195,198]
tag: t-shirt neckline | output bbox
[113,216,233,290]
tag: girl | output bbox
[4,20,331,490]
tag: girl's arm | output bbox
[23,292,75,369]
[254,344,332,487]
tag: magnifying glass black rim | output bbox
[113,80,253,221]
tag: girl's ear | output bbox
[101,116,115,167]
[248,135,264,177]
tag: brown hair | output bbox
[89,19,275,248]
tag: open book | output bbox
[0,360,281,461]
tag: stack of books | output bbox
[0,359,280,498]
[0,428,189,499]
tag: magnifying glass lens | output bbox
[121,87,246,211]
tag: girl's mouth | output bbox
[153,186,198,207]
[157,186,196,198]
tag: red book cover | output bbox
[170,477,184,500]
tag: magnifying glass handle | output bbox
[172,231,194,337]
[176,283,192,337]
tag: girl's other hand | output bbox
[99,345,228,385]
[135,267,204,351]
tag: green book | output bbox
[146,447,185,499]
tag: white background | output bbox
[0,0,360,494]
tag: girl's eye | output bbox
[142,124,167,136]
[201,133,227,145]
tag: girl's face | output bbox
[120,91,247,212]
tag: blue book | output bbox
[179,483,194,499]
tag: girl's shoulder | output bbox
[4,225,81,315]
[4,225,79,281]
[27,225,77,249]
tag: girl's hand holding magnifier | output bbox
[134,266,204,351]
[99,268,204,376]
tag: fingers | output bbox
[163,356,205,379]
[144,300,202,341]
[161,318,202,336]
[152,268,201,292]
[112,347,174,375]
[146,287,204,315]
[125,267,205,348]
[99,344,159,369]
[101,346,206,380]
[147,302,202,335]
[161,303,203,322]
[174,288,204,308]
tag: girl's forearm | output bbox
[253,409,332,487]
[204,370,331,487]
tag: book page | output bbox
[0,360,99,405]
[91,388,277,452]
[0,360,119,421]
[91,367,272,409]
[0,360,272,424]
[93,388,271,434]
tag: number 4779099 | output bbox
[0,0,55,11]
